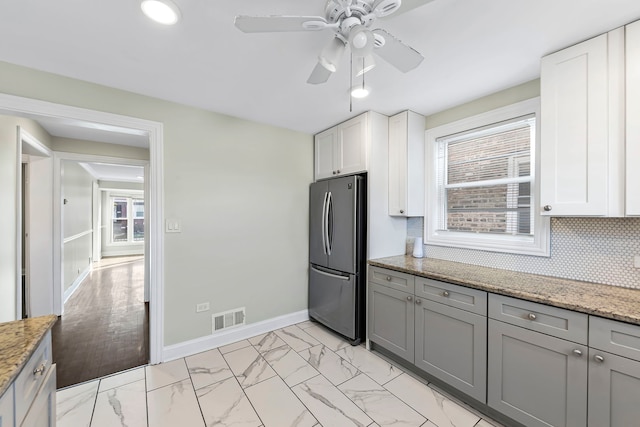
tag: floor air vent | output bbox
[212,307,246,332]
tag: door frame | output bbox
[1,92,165,364]
[17,128,54,319]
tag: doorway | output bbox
[2,92,165,367]
[52,159,149,387]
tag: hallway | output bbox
[52,255,148,389]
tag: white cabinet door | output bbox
[336,114,367,176]
[388,111,424,217]
[627,20,640,216]
[540,33,610,216]
[314,126,336,180]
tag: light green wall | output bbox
[425,79,541,129]
[53,137,150,160]
[0,61,313,345]
[0,115,52,322]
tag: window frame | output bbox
[108,192,145,246]
[424,97,550,256]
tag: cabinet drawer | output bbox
[20,364,56,427]
[489,294,588,344]
[590,316,640,361]
[0,384,14,427]
[415,278,487,316]
[15,331,52,424]
[368,266,415,294]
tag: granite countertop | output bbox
[369,255,640,325]
[0,315,57,397]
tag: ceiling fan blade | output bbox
[234,15,330,33]
[307,62,333,84]
[372,28,424,72]
[392,0,436,17]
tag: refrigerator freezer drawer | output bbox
[309,265,356,340]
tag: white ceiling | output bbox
[1,0,640,135]
[79,162,145,183]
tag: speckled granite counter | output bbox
[0,315,57,397]
[369,255,640,325]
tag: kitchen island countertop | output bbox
[0,315,57,397]
[369,255,640,325]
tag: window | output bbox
[425,98,549,256]
[111,196,144,244]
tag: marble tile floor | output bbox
[56,320,503,427]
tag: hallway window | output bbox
[111,197,144,243]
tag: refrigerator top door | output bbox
[309,180,329,267]
[327,175,360,274]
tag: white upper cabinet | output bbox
[540,25,636,217]
[388,111,425,216]
[626,20,640,216]
[314,114,368,180]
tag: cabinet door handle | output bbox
[415,298,422,305]
[543,205,552,211]
[442,291,450,297]
[33,362,46,376]
[406,296,413,302]
[528,313,537,320]
[594,354,605,363]
[386,276,392,281]
[332,171,337,175]
[400,210,405,214]
[336,169,340,174]
[572,349,583,357]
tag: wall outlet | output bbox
[196,302,210,313]
[634,256,640,269]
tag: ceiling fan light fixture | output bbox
[319,36,346,72]
[141,0,181,25]
[349,26,374,57]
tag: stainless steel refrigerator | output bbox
[309,174,366,344]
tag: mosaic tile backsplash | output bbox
[406,217,640,289]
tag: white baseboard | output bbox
[162,309,309,362]
[63,264,91,304]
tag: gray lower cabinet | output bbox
[368,282,415,362]
[0,385,14,427]
[487,319,588,427]
[415,299,487,402]
[588,349,640,427]
[20,365,56,427]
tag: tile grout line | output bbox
[184,357,208,427]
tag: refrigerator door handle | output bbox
[326,191,333,255]
[321,191,328,255]
[310,265,350,281]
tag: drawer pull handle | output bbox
[594,355,605,363]
[543,205,552,211]
[415,298,422,305]
[33,363,46,376]
[406,296,412,302]
[386,276,392,281]
[400,210,405,214]
[528,313,537,320]
[442,291,450,297]
[572,349,583,357]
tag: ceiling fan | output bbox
[234,0,425,85]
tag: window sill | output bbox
[425,229,550,257]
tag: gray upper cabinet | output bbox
[487,319,588,427]
[415,299,487,403]
[588,316,640,426]
[368,282,415,363]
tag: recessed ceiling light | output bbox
[351,87,370,98]
[141,0,181,25]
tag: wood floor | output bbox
[52,255,149,389]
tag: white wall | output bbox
[0,60,313,346]
[0,115,52,322]
[62,161,95,292]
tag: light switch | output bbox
[165,219,182,233]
